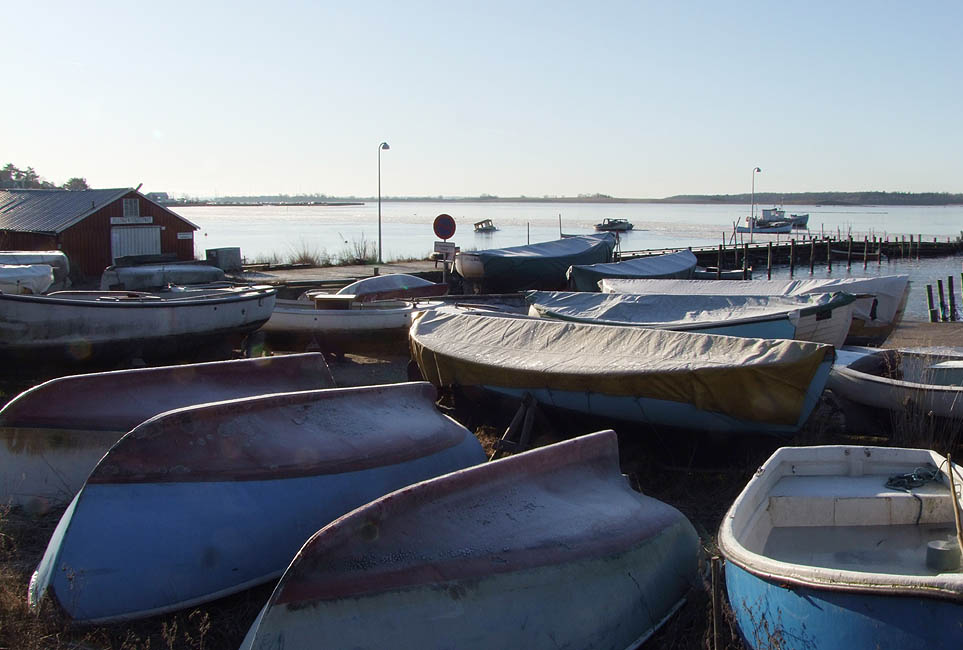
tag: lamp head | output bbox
[754,167,761,173]
[380,142,390,151]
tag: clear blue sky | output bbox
[4,1,961,198]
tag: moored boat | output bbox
[566,249,697,291]
[594,217,634,231]
[719,445,963,650]
[526,290,856,346]
[600,275,910,346]
[239,430,701,650]
[736,217,792,234]
[0,284,276,370]
[454,233,617,293]
[409,308,835,435]
[28,382,487,624]
[0,353,334,511]
[473,219,497,232]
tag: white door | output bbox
[111,226,162,262]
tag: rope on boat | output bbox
[885,464,943,525]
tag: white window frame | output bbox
[123,198,140,218]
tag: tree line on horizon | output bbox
[665,191,963,206]
[1,163,89,191]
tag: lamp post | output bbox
[750,166,762,241]
[378,141,390,264]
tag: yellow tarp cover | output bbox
[409,310,834,425]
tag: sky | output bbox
[4,1,962,199]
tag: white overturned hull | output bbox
[0,354,333,511]
[240,431,700,650]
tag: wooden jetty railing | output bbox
[620,233,962,281]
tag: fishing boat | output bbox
[0,284,276,370]
[0,353,333,511]
[409,309,835,435]
[334,273,449,302]
[719,445,963,650]
[259,294,422,356]
[566,249,697,291]
[473,219,498,232]
[239,430,701,650]
[526,290,856,346]
[736,217,792,234]
[788,212,810,228]
[28,382,487,624]
[454,233,617,293]
[600,275,910,346]
[827,347,963,432]
[594,217,634,232]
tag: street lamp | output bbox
[750,166,762,240]
[378,141,390,264]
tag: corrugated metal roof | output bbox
[0,188,132,233]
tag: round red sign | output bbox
[433,214,456,240]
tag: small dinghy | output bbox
[240,430,700,650]
[28,382,486,624]
[409,308,835,436]
[827,347,963,432]
[0,353,333,510]
[719,445,963,650]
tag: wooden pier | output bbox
[620,233,961,279]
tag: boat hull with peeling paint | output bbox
[27,382,486,624]
[240,430,700,650]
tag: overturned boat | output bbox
[565,249,697,291]
[28,382,486,624]
[240,430,700,650]
[0,353,333,511]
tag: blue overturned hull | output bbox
[725,563,963,650]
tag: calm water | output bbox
[173,201,963,321]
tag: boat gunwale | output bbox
[718,445,963,602]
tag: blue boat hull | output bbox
[726,562,963,650]
[30,439,485,623]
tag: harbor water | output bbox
[173,201,963,321]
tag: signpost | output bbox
[432,214,457,283]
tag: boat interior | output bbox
[851,349,963,386]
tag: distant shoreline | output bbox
[165,192,963,208]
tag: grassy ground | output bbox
[1,352,959,650]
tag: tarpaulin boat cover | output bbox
[0,251,69,289]
[100,264,226,291]
[409,309,832,425]
[566,250,697,291]
[526,291,855,328]
[464,234,616,292]
[599,276,909,324]
[0,264,54,294]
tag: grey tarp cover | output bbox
[409,309,832,425]
[460,233,616,292]
[0,264,54,294]
[566,250,697,291]
[599,276,909,325]
[100,264,226,290]
[526,291,855,328]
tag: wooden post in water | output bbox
[949,276,957,321]
[826,239,832,272]
[809,238,815,275]
[938,279,947,322]
[863,236,869,269]
[743,243,749,279]
[918,234,922,260]
[877,237,883,265]
[927,285,939,323]
[847,235,853,269]
[717,243,723,280]
[789,239,796,277]
[767,242,773,280]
